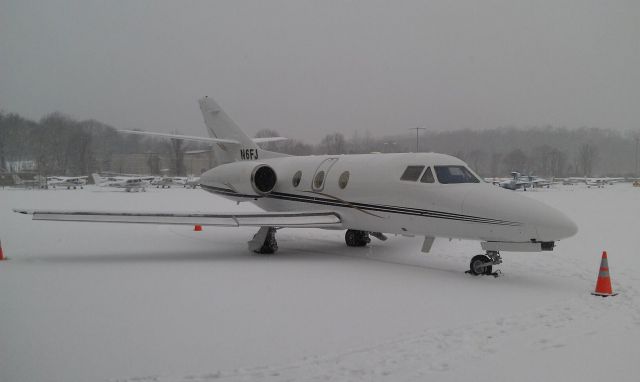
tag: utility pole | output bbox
[409,127,426,152]
[636,134,640,178]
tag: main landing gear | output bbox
[344,230,387,247]
[248,227,278,254]
[248,228,386,254]
[467,250,502,277]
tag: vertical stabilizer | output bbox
[91,173,103,185]
[198,97,258,164]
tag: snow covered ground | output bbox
[1,184,639,382]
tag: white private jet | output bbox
[15,97,578,276]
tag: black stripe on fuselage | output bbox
[201,185,521,226]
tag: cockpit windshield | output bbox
[434,166,480,184]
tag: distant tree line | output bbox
[0,111,207,176]
[1,109,638,178]
[258,126,639,178]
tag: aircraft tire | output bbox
[345,229,370,247]
[469,255,493,275]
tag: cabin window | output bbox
[400,165,425,181]
[338,171,350,189]
[434,166,480,184]
[313,171,325,189]
[292,170,302,187]
[420,167,435,183]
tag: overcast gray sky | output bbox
[1,0,638,141]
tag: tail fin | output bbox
[198,97,286,164]
[91,173,103,185]
[198,97,258,164]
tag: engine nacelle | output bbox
[200,161,277,198]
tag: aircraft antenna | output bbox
[409,127,426,152]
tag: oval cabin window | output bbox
[313,171,325,189]
[292,170,302,187]
[338,171,350,189]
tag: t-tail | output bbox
[198,97,286,165]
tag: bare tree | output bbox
[320,133,346,154]
[503,149,528,173]
[529,145,554,176]
[549,148,567,178]
[577,143,599,176]
[467,149,487,175]
[147,153,160,174]
[489,152,503,177]
[170,138,186,176]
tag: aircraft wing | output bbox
[119,130,240,145]
[13,209,342,228]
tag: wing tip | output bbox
[13,209,33,215]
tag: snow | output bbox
[1,185,639,382]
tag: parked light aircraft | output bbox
[91,173,151,192]
[150,176,200,189]
[12,174,46,189]
[560,177,624,188]
[182,176,200,189]
[46,176,88,189]
[151,176,179,189]
[497,172,552,191]
[15,97,578,276]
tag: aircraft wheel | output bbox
[469,255,493,276]
[345,229,370,247]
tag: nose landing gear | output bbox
[467,250,502,277]
[345,229,371,247]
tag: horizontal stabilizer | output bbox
[13,209,342,228]
[253,137,288,144]
[119,130,240,145]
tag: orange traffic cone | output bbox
[592,251,617,297]
[0,240,6,261]
[194,224,203,232]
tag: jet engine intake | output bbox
[251,165,277,195]
[200,161,278,198]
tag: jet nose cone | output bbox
[557,213,578,239]
[535,207,578,241]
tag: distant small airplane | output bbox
[496,172,552,191]
[91,173,150,192]
[563,177,624,188]
[150,176,200,189]
[15,97,578,276]
[12,174,46,189]
[182,176,200,189]
[150,176,179,188]
[46,176,88,189]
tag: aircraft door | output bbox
[312,158,339,192]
